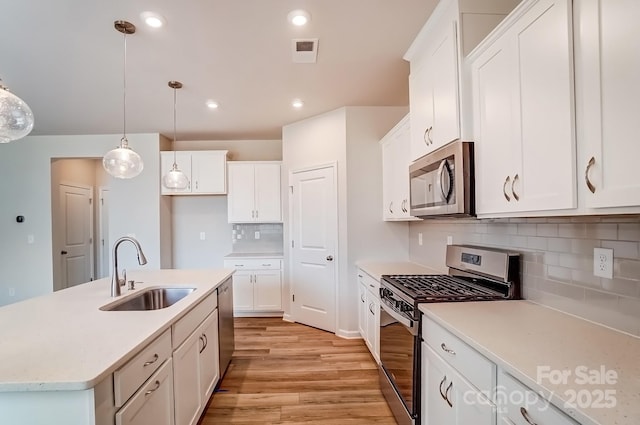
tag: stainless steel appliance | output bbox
[217,278,235,378]
[378,245,520,425]
[409,141,474,217]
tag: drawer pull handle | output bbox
[439,376,448,402]
[368,302,375,315]
[440,343,456,355]
[261,263,272,267]
[503,176,511,201]
[585,156,596,193]
[360,293,365,302]
[445,381,453,407]
[512,174,520,201]
[520,407,538,425]
[143,353,159,367]
[144,380,161,396]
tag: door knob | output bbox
[326,255,333,261]
[61,250,68,255]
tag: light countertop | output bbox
[0,269,233,392]
[420,300,640,425]
[356,260,444,281]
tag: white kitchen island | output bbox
[0,268,233,425]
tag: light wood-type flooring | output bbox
[201,317,397,424]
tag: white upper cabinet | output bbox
[405,0,521,163]
[227,162,282,223]
[380,115,420,221]
[575,0,640,210]
[160,150,227,195]
[469,0,576,216]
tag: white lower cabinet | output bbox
[357,269,380,363]
[497,370,579,425]
[421,316,495,425]
[116,359,174,425]
[224,258,282,314]
[172,292,220,425]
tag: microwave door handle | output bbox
[436,159,453,203]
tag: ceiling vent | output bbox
[292,38,319,63]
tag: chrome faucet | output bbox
[111,236,148,297]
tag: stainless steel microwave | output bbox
[409,141,475,217]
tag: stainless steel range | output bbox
[378,245,520,425]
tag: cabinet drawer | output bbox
[357,270,380,295]
[116,358,174,425]
[224,258,282,270]
[422,317,495,393]
[498,370,579,425]
[114,328,172,407]
[173,290,218,349]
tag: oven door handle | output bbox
[380,299,418,335]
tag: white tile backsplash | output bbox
[409,216,640,337]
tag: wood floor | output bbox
[201,317,397,425]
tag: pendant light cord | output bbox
[173,85,178,166]
[122,30,128,146]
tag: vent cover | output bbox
[292,38,318,63]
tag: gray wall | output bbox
[0,134,165,306]
[409,216,640,336]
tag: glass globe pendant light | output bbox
[0,80,34,143]
[162,81,189,190]
[103,20,144,179]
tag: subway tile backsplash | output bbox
[231,223,283,254]
[409,216,640,337]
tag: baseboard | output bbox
[233,311,284,318]
[336,328,362,339]
[282,313,294,323]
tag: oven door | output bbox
[379,300,420,422]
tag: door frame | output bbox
[97,186,110,279]
[287,161,339,333]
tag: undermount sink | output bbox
[101,287,196,311]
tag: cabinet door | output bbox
[254,270,282,311]
[381,138,396,220]
[173,330,202,425]
[160,151,192,195]
[232,271,254,311]
[409,62,434,162]
[254,163,281,222]
[473,37,518,215]
[429,19,460,151]
[357,280,366,338]
[116,359,174,425]
[192,151,226,194]
[198,311,220,403]
[515,0,575,212]
[394,121,414,219]
[227,163,256,222]
[577,0,640,208]
[365,289,380,362]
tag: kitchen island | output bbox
[0,268,233,425]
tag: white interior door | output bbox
[97,187,110,279]
[58,184,94,288]
[289,164,338,333]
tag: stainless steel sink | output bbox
[101,287,196,311]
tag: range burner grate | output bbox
[383,274,508,302]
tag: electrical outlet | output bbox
[255,231,260,240]
[8,288,15,297]
[418,233,423,246]
[593,248,613,279]
[447,235,453,245]
[199,232,206,241]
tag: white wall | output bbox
[282,106,410,336]
[0,134,164,306]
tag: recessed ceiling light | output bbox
[292,99,304,108]
[206,100,219,109]
[141,11,166,28]
[288,10,311,26]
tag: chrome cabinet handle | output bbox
[512,174,520,201]
[143,353,159,367]
[144,380,161,396]
[368,302,375,315]
[586,156,596,193]
[445,381,453,407]
[255,210,258,219]
[360,293,365,302]
[261,263,272,267]
[389,201,394,214]
[440,343,456,355]
[520,407,538,425]
[423,127,430,145]
[427,126,433,145]
[439,376,448,401]
[503,176,511,201]
[199,335,205,353]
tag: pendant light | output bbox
[162,81,189,190]
[103,20,144,179]
[0,79,34,143]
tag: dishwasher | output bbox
[217,277,235,378]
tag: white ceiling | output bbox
[0,0,438,141]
